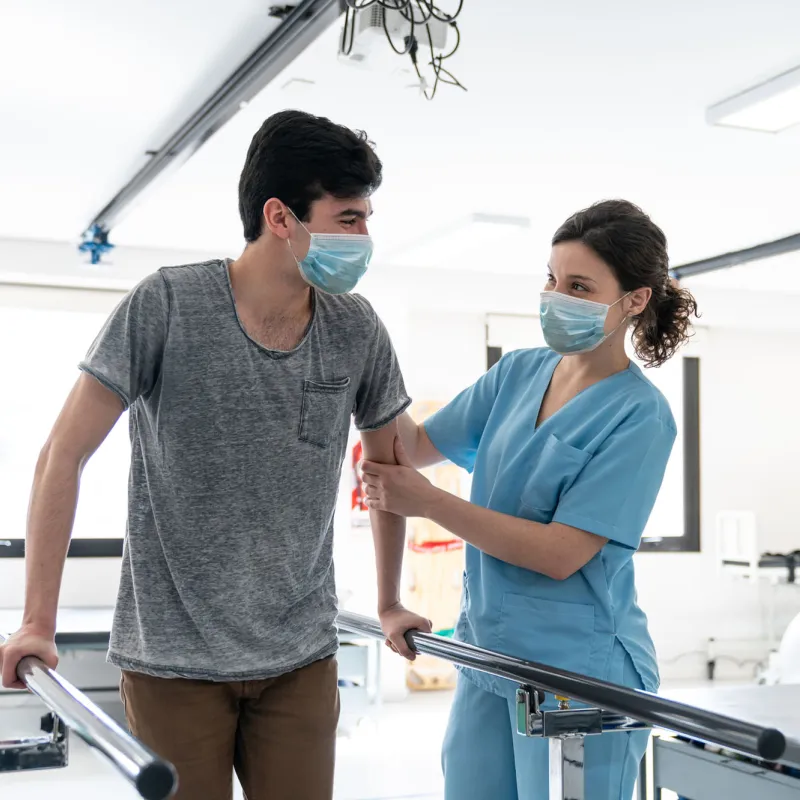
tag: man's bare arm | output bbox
[361,423,431,659]
[0,374,123,688]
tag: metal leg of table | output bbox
[636,745,648,800]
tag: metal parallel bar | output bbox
[337,611,794,763]
[671,232,800,279]
[0,633,176,799]
[83,0,343,237]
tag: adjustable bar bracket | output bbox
[0,712,69,773]
[516,686,649,800]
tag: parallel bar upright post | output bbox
[549,737,586,800]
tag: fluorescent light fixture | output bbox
[707,64,800,133]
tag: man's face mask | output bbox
[287,209,373,295]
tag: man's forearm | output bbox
[369,508,406,612]
[361,424,409,612]
[22,447,81,634]
[395,412,421,463]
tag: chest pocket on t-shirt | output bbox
[519,433,591,522]
[299,378,351,449]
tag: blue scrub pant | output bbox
[442,652,649,800]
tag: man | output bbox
[0,110,430,800]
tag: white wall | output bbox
[636,326,800,680]
[2,240,800,682]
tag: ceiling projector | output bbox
[339,4,450,73]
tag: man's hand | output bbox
[0,626,59,690]
[378,603,433,660]
[362,437,440,518]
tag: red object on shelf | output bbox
[351,440,368,511]
[408,539,463,554]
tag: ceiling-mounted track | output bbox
[81,0,343,250]
[672,231,800,279]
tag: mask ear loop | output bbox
[285,206,312,264]
[595,292,634,349]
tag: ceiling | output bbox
[1,0,799,289]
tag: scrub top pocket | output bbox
[298,378,351,449]
[519,433,591,521]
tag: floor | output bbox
[0,689,452,800]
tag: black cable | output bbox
[418,0,463,22]
[340,7,357,56]
[398,0,434,24]
[419,15,465,98]
[435,19,460,61]
[383,5,415,54]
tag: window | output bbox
[0,296,129,559]
[638,355,700,552]
[485,314,701,553]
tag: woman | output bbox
[361,199,698,800]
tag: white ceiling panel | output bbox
[1,0,800,290]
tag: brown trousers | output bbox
[120,656,339,800]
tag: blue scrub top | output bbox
[424,348,676,697]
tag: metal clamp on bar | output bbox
[514,687,647,800]
[0,712,68,773]
[0,632,177,799]
[516,687,648,739]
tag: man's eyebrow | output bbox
[336,208,373,219]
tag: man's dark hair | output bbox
[238,110,383,242]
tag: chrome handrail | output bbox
[338,611,799,765]
[0,633,177,799]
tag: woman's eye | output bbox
[572,282,588,292]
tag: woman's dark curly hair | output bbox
[552,200,698,368]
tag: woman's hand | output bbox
[361,437,441,518]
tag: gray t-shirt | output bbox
[79,259,410,681]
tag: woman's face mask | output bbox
[539,291,630,355]
[287,210,373,295]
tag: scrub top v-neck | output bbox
[424,348,676,697]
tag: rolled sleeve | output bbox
[353,305,411,431]
[78,271,170,408]
[423,353,511,473]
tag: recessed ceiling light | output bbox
[707,64,800,134]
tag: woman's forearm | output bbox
[424,490,606,580]
[396,413,445,470]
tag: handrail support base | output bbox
[0,712,69,773]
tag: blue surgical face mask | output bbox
[539,291,630,355]
[288,212,373,295]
